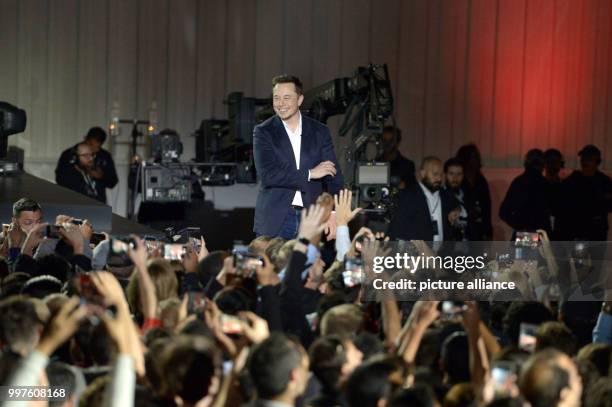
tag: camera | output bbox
[46,224,63,239]
[164,243,186,261]
[342,258,364,287]
[232,246,264,278]
[109,237,136,255]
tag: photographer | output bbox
[55,127,118,204]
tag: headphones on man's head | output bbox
[69,146,78,165]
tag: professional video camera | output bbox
[0,102,27,175]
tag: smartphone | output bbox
[220,314,243,335]
[109,238,136,255]
[342,258,365,287]
[491,361,518,398]
[518,323,539,352]
[441,301,465,318]
[189,237,202,252]
[515,231,540,248]
[233,248,264,278]
[90,232,106,246]
[187,291,206,314]
[46,225,63,239]
[164,244,186,261]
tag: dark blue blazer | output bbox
[253,114,344,236]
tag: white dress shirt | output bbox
[418,181,443,241]
[282,112,304,207]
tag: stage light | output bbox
[0,101,27,160]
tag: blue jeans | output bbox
[278,208,301,239]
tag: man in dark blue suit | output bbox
[253,75,344,238]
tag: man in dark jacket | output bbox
[499,149,551,237]
[558,145,612,241]
[55,127,118,204]
[388,156,460,242]
[253,75,344,239]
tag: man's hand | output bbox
[408,300,440,330]
[7,222,26,249]
[297,204,327,243]
[310,161,336,180]
[59,225,85,255]
[127,236,148,269]
[334,189,362,226]
[196,236,209,262]
[182,245,198,273]
[238,311,270,345]
[21,223,48,256]
[448,208,461,225]
[77,219,94,242]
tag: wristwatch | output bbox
[298,237,310,246]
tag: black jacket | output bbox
[461,172,493,240]
[56,145,118,203]
[253,115,344,236]
[388,182,460,241]
[499,168,551,234]
[557,170,612,241]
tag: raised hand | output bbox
[297,204,327,243]
[334,189,362,226]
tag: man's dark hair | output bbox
[519,349,570,407]
[85,126,107,144]
[456,143,482,170]
[577,343,611,378]
[544,148,563,162]
[444,157,463,173]
[46,362,77,407]
[578,144,601,161]
[440,332,470,384]
[503,302,554,346]
[160,335,221,404]
[0,296,42,354]
[12,198,42,217]
[196,250,229,288]
[420,156,442,170]
[248,333,304,399]
[73,322,115,367]
[585,378,612,407]
[1,272,31,299]
[345,358,396,407]
[524,148,545,171]
[272,75,303,95]
[21,275,63,299]
[213,286,256,315]
[35,254,72,283]
[383,126,402,142]
[309,335,347,392]
[535,321,577,355]
[389,384,437,407]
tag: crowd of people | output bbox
[0,181,611,407]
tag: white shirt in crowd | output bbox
[282,112,304,207]
[418,181,443,242]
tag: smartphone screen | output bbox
[164,244,185,261]
[491,361,518,398]
[518,323,539,352]
[220,314,243,335]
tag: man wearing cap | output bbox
[559,145,612,241]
